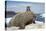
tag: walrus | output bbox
[8,11,36,29]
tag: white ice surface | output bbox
[6,18,44,30]
[6,17,44,25]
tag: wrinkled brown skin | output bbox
[8,11,36,29]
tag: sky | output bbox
[6,1,45,14]
[5,0,44,3]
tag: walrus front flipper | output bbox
[33,21,35,24]
[32,18,36,24]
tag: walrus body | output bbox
[8,11,36,29]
